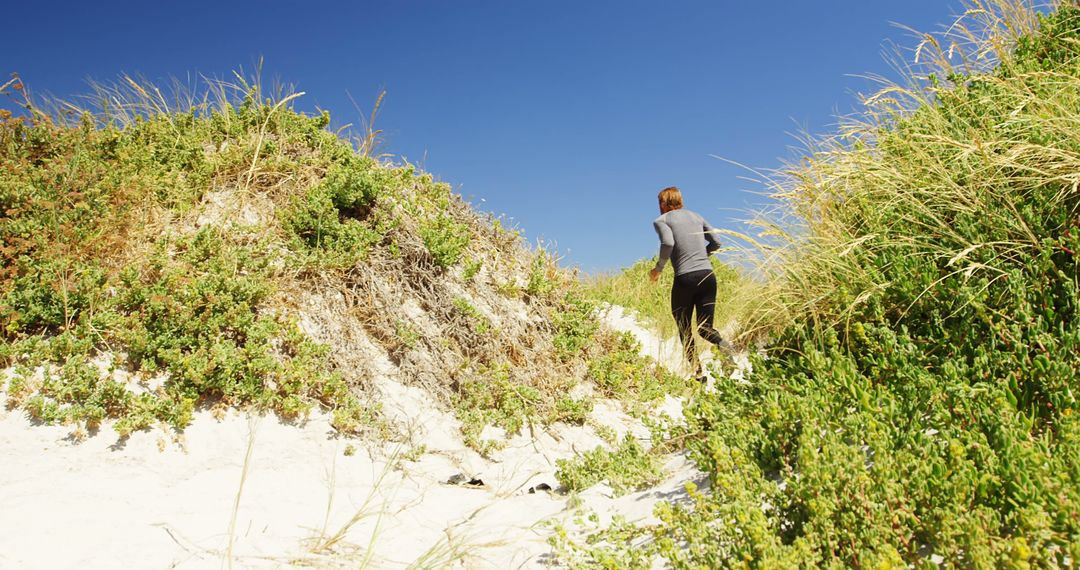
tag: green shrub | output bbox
[2,225,372,434]
[555,435,662,496]
[2,260,109,336]
[394,320,421,349]
[526,254,557,298]
[454,364,540,452]
[462,257,483,281]
[553,293,599,361]
[117,229,279,403]
[452,296,491,335]
[420,214,470,269]
[118,229,367,430]
[553,395,594,425]
[23,356,130,430]
[281,156,389,267]
[0,79,388,437]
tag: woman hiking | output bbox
[648,186,734,379]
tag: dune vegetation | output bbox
[560,1,1080,567]
[0,70,678,452]
[3,0,1078,567]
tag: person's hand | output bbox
[648,268,660,282]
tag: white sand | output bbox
[0,308,732,569]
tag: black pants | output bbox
[671,270,725,370]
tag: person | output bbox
[648,186,734,379]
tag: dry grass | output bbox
[722,0,1080,340]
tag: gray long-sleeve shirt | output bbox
[652,208,721,276]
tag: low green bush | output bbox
[454,364,541,453]
[553,395,594,425]
[2,226,374,434]
[555,434,662,496]
[553,293,599,361]
[586,331,686,404]
[462,257,483,281]
[420,214,470,269]
[526,254,557,298]
[23,356,133,430]
[452,296,492,335]
[281,156,391,268]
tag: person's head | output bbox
[658,186,683,214]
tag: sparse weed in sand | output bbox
[308,453,400,565]
[398,443,427,463]
[555,434,662,496]
[589,422,619,446]
[393,320,421,350]
[586,330,688,407]
[224,416,258,570]
[451,296,492,335]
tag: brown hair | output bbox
[658,186,684,211]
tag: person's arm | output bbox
[703,218,721,255]
[652,219,674,277]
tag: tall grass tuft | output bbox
[741,0,1079,339]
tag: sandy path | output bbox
[0,307,723,569]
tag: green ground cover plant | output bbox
[586,330,688,406]
[281,155,390,268]
[558,2,1080,567]
[451,360,593,454]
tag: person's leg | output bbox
[670,273,698,371]
[691,271,733,351]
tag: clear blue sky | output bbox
[3,1,964,273]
